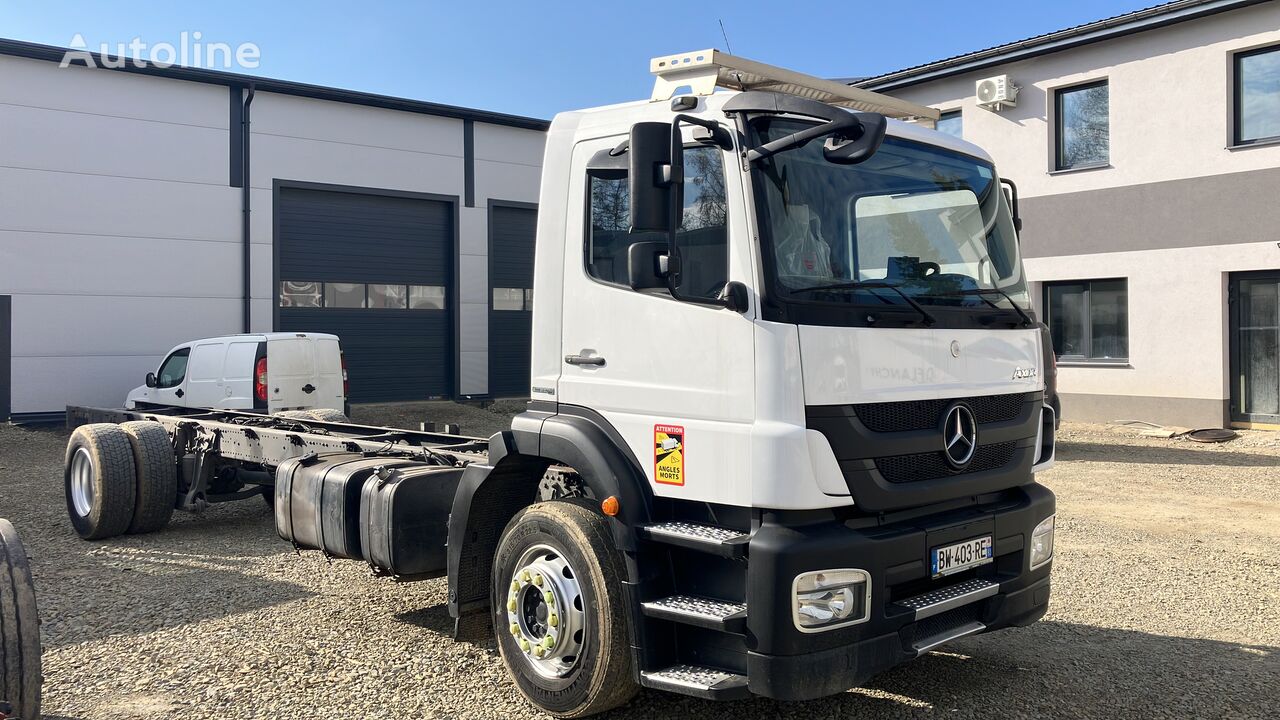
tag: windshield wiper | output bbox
[957,288,1033,327]
[792,281,936,327]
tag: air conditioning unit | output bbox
[976,75,1018,111]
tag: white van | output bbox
[125,333,347,414]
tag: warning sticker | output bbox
[653,424,685,486]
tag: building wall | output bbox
[0,53,544,414]
[881,2,1280,427]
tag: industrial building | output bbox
[0,39,546,420]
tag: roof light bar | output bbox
[650,49,940,123]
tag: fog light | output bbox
[792,569,870,632]
[1030,514,1055,570]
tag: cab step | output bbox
[638,522,749,558]
[641,594,747,633]
[893,577,998,620]
[640,664,750,700]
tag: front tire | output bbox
[492,501,637,718]
[0,519,42,720]
[64,424,137,540]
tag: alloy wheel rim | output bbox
[70,447,95,517]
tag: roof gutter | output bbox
[0,37,549,131]
[857,0,1270,91]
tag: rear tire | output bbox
[64,424,137,540]
[0,519,41,720]
[492,502,637,718]
[119,421,177,534]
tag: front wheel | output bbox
[492,502,637,718]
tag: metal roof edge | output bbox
[855,0,1271,92]
[0,37,550,131]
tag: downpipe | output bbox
[241,84,256,333]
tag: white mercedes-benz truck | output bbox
[64,50,1056,717]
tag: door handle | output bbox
[302,384,316,394]
[564,354,606,367]
[175,389,184,398]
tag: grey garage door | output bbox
[489,204,537,398]
[276,186,454,402]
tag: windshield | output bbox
[751,117,1028,314]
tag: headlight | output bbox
[792,569,870,632]
[1029,514,1055,570]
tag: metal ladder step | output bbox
[912,619,987,655]
[640,664,750,700]
[641,595,747,633]
[893,577,998,620]
[639,522,749,558]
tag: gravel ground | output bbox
[1,413,1276,719]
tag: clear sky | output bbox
[1,1,1159,119]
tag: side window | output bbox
[156,348,190,389]
[586,145,728,299]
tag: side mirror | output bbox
[723,281,749,313]
[628,122,677,233]
[627,241,670,290]
[145,372,157,388]
[1000,178,1023,233]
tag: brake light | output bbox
[254,357,268,402]
[340,352,349,398]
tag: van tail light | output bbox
[340,353,349,397]
[254,357,268,402]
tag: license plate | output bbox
[931,535,993,577]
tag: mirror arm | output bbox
[745,114,863,164]
[1000,177,1023,234]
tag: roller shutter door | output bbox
[489,204,536,398]
[276,186,454,402]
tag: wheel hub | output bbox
[505,544,586,679]
[70,447,95,517]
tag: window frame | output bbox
[1042,278,1129,364]
[1233,43,1280,147]
[1053,79,1111,172]
[279,281,446,310]
[583,141,731,301]
[936,109,963,139]
[155,347,191,389]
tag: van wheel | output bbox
[492,502,637,718]
[64,424,137,540]
[0,519,42,720]
[119,421,177,534]
[305,408,350,423]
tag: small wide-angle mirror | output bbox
[627,241,669,290]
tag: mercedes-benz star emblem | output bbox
[942,403,978,468]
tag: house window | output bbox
[325,282,366,308]
[1234,44,1280,146]
[279,282,446,310]
[1055,80,1109,170]
[936,110,963,139]
[493,288,529,311]
[1044,279,1128,362]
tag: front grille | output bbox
[852,393,1028,433]
[874,441,1017,484]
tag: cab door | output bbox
[556,135,756,506]
[149,345,192,407]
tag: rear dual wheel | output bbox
[492,502,637,718]
[64,422,176,540]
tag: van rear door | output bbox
[266,335,318,412]
[266,334,346,412]
[310,336,346,410]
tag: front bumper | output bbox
[744,482,1054,701]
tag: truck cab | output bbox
[125,332,346,414]
[474,50,1056,712]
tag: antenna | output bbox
[718,19,733,55]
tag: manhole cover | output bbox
[1185,428,1238,443]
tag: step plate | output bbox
[894,578,998,620]
[642,595,747,632]
[640,522,749,558]
[641,664,750,700]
